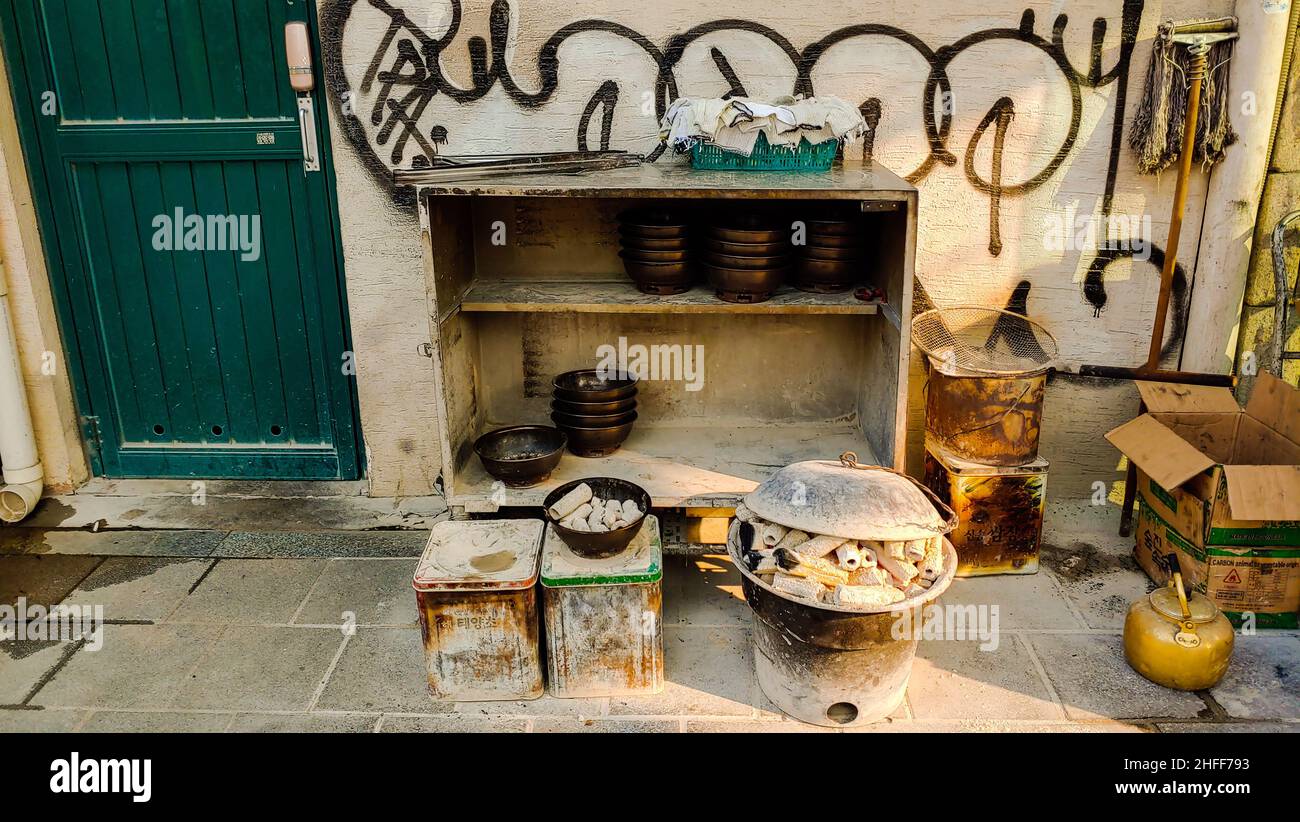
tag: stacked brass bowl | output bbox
[618,208,694,295]
[795,217,866,293]
[551,370,639,457]
[701,215,792,303]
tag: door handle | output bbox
[296,96,321,173]
[284,21,320,173]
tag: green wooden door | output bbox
[1,0,360,479]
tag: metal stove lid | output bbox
[413,520,543,592]
[743,454,956,541]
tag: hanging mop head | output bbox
[1129,16,1239,175]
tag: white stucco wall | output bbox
[0,50,89,494]
[317,0,1278,499]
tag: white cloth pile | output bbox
[730,503,944,609]
[661,95,868,157]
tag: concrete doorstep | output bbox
[0,500,1296,733]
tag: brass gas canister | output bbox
[1123,553,1234,691]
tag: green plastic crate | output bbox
[690,132,839,171]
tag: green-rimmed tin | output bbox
[540,516,665,697]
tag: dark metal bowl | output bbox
[805,244,867,261]
[552,413,638,457]
[620,234,691,252]
[473,425,567,488]
[619,207,688,226]
[806,232,866,249]
[704,238,792,256]
[805,218,862,236]
[619,208,690,239]
[550,408,637,429]
[709,226,788,244]
[793,257,859,293]
[798,257,860,277]
[619,248,690,263]
[553,370,639,403]
[551,397,637,416]
[545,477,653,558]
[717,213,784,231]
[703,262,788,303]
[619,258,695,294]
[704,251,792,270]
[620,223,690,240]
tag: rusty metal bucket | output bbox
[925,364,1047,466]
[729,537,958,727]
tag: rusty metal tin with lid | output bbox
[413,520,546,701]
[413,520,543,592]
[539,516,664,698]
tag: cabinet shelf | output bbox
[454,422,879,512]
[458,279,881,316]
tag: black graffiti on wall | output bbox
[319,0,1187,351]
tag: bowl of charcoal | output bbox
[544,477,651,558]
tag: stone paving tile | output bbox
[214,531,428,558]
[532,717,680,733]
[609,626,756,717]
[0,529,225,557]
[34,624,223,709]
[842,719,1153,733]
[314,627,444,713]
[172,626,344,712]
[687,719,839,733]
[1156,721,1299,733]
[141,531,229,557]
[166,559,326,624]
[79,711,233,732]
[227,712,379,733]
[1028,633,1207,720]
[3,530,153,556]
[24,487,446,532]
[0,707,87,731]
[454,694,605,717]
[1209,636,1300,720]
[293,559,418,626]
[940,574,1084,630]
[1041,539,1153,630]
[0,555,101,607]
[62,557,212,622]
[663,554,749,628]
[0,639,77,705]
[378,715,528,733]
[0,528,41,554]
[908,637,1063,721]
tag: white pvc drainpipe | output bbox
[0,271,42,522]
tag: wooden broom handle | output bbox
[1147,49,1209,371]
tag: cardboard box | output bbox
[1106,374,1300,549]
[1135,502,1300,628]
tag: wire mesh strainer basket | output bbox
[912,307,1058,376]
